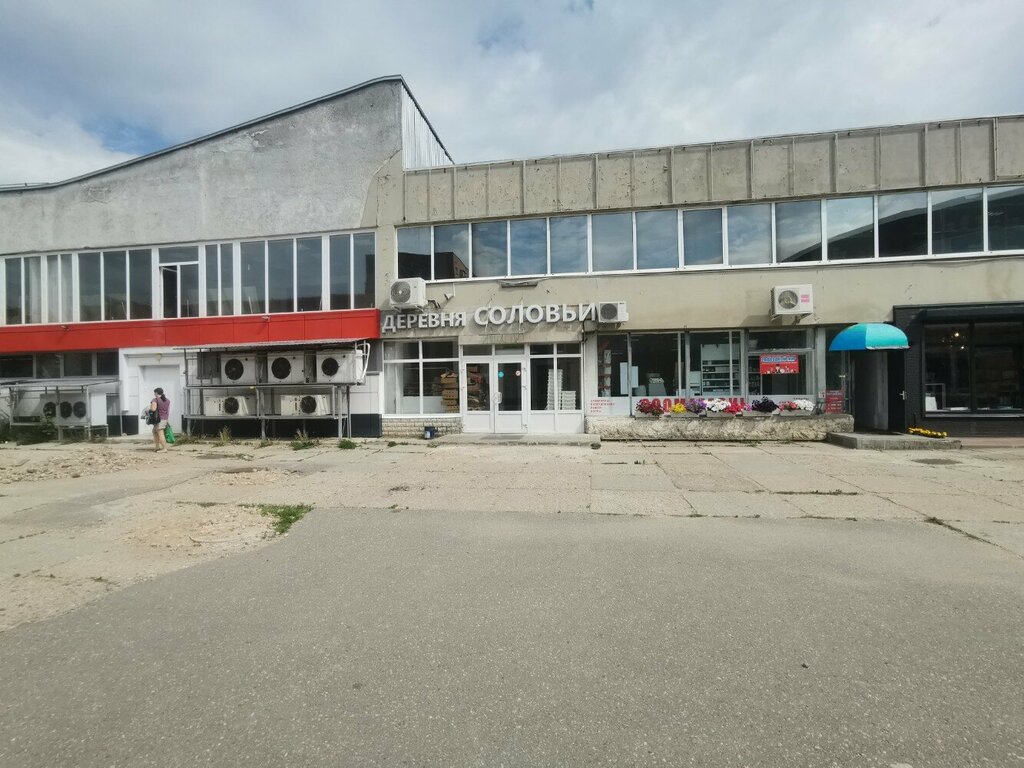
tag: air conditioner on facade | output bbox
[267,353,308,384]
[390,278,428,309]
[597,301,629,323]
[316,349,364,384]
[56,399,90,426]
[221,355,257,384]
[204,395,255,417]
[280,394,331,417]
[771,285,814,316]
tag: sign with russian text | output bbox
[824,389,845,413]
[759,354,800,375]
[587,398,614,415]
[380,302,626,334]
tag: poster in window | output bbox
[759,354,800,374]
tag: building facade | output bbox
[2,76,1023,438]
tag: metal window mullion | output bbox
[21,256,27,324]
[820,199,829,262]
[926,191,933,255]
[232,243,241,316]
[349,235,355,310]
[631,212,638,271]
[263,241,269,314]
[770,204,778,265]
[197,248,207,318]
[177,267,182,317]
[586,215,593,274]
[982,187,990,252]
[721,208,730,266]
[292,238,298,313]
[873,196,880,258]
[677,209,684,269]
[545,218,551,275]
[506,220,511,277]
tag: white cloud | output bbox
[0,0,1022,182]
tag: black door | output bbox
[887,351,906,432]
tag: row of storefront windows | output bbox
[924,321,1023,412]
[2,232,374,325]
[0,351,119,379]
[397,185,1024,281]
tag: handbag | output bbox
[144,406,160,426]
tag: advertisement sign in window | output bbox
[759,354,800,375]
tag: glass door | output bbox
[460,355,529,433]
[494,359,527,433]
[462,360,492,432]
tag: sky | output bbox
[1,0,1023,185]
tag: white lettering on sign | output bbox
[380,302,623,334]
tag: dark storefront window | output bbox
[924,321,1022,412]
[397,227,431,281]
[988,185,1024,251]
[931,188,983,254]
[878,192,927,257]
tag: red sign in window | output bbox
[759,354,800,375]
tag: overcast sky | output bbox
[2,0,1023,184]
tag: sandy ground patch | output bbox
[0,444,148,484]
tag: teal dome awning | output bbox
[828,323,909,351]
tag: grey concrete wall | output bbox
[0,81,404,256]
[380,257,1024,343]
[401,116,1024,224]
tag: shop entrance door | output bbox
[461,355,528,433]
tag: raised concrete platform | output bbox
[434,433,601,447]
[827,432,962,450]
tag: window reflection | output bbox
[471,221,507,278]
[827,197,874,260]
[727,205,771,265]
[931,188,982,254]
[434,224,469,280]
[397,226,431,281]
[636,210,678,270]
[878,192,927,257]
[592,212,633,271]
[682,209,723,266]
[550,216,587,273]
[988,185,1024,251]
[510,218,547,275]
[775,201,822,262]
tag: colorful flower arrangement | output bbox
[704,397,731,413]
[635,398,665,416]
[670,402,687,414]
[750,397,778,413]
[724,401,746,415]
[909,426,948,439]
[779,399,815,412]
[684,398,707,414]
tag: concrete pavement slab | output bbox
[884,493,1023,522]
[681,490,795,518]
[590,489,693,516]
[951,522,1024,558]
[782,492,923,520]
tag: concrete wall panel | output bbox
[925,125,959,186]
[960,121,995,183]
[453,167,488,219]
[487,163,523,218]
[633,150,671,207]
[711,144,750,202]
[596,154,633,209]
[523,161,558,214]
[879,129,923,189]
[558,157,595,211]
[672,148,710,204]
[835,133,878,193]
[428,168,455,220]
[791,137,832,197]
[995,116,1024,179]
[751,141,790,199]
[403,172,430,223]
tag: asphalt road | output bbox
[2,505,1023,767]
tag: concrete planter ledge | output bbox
[586,413,854,441]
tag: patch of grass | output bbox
[174,430,200,445]
[291,429,319,450]
[257,503,312,534]
[255,439,274,449]
[15,417,58,445]
[386,440,398,448]
[337,438,357,450]
[776,490,860,496]
[217,426,233,446]
[177,501,219,507]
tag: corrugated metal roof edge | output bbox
[0,74,452,192]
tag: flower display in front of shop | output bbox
[670,402,687,414]
[684,398,707,415]
[635,398,665,417]
[779,399,815,412]
[724,401,747,415]
[750,397,778,413]
[705,398,731,413]
[909,426,948,439]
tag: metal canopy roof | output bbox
[177,339,366,353]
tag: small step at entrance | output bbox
[827,432,962,450]
[437,433,601,447]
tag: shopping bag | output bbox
[164,425,175,444]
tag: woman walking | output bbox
[149,387,171,452]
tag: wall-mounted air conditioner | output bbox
[390,278,427,309]
[280,394,331,417]
[597,301,629,323]
[221,355,257,385]
[267,353,308,384]
[204,395,255,417]
[316,349,364,384]
[771,285,814,316]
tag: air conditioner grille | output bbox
[224,358,245,381]
[224,396,240,415]
[777,289,799,309]
[43,402,57,419]
[59,402,73,419]
[599,303,618,322]
[72,401,87,418]
[299,395,318,415]
[270,357,292,380]
[391,281,412,303]
[321,357,340,377]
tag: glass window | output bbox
[384,362,421,414]
[4,258,21,324]
[557,357,581,411]
[384,341,420,360]
[689,331,740,397]
[727,205,772,265]
[775,201,822,263]
[0,355,34,377]
[924,324,971,411]
[180,263,199,317]
[434,224,469,281]
[63,352,93,376]
[878,192,927,257]
[161,263,178,319]
[96,351,119,376]
[683,209,723,266]
[630,334,681,396]
[974,322,1022,411]
[510,218,547,275]
[158,246,198,264]
[46,254,60,323]
[219,245,234,316]
[329,234,351,310]
[240,241,265,314]
[267,239,293,314]
[592,212,633,272]
[296,237,322,312]
[103,251,127,321]
[129,249,152,319]
[596,334,629,397]
[827,197,874,260]
[422,362,457,414]
[988,185,1024,251]
[471,221,507,278]
[549,216,587,274]
[60,254,73,323]
[78,252,102,321]
[422,340,457,359]
[932,188,983,254]
[353,233,375,309]
[24,256,41,324]
[531,356,555,411]
[746,329,811,399]
[205,245,220,316]
[636,210,678,270]
[747,329,810,351]
[530,344,554,356]
[557,343,581,356]
[37,353,60,378]
[397,227,431,281]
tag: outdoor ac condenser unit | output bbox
[267,353,308,384]
[56,399,90,426]
[597,301,629,323]
[280,394,331,417]
[204,395,255,417]
[389,278,427,309]
[771,285,814,316]
[221,355,257,385]
[316,349,364,384]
